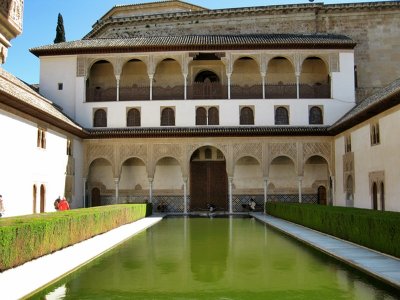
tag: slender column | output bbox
[296,72,300,99]
[149,74,154,101]
[116,75,120,101]
[83,177,87,208]
[114,178,119,204]
[298,176,303,203]
[183,177,188,214]
[228,177,233,213]
[261,73,266,99]
[330,176,335,206]
[263,177,269,207]
[148,178,153,203]
[227,73,231,100]
[183,73,188,100]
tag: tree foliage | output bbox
[54,13,66,43]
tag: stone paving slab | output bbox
[251,213,400,289]
[0,216,163,300]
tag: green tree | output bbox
[54,13,66,43]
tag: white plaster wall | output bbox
[77,98,354,128]
[0,109,81,216]
[331,52,355,103]
[334,107,400,212]
[40,56,77,120]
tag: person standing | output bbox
[0,195,5,217]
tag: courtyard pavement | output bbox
[251,212,400,290]
[0,216,163,300]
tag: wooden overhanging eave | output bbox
[328,92,400,135]
[30,42,356,57]
[85,126,331,139]
[0,91,88,138]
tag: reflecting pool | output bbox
[31,217,398,299]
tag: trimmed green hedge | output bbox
[266,203,400,258]
[0,204,152,271]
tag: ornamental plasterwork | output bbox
[329,53,340,73]
[153,54,183,70]
[303,142,331,165]
[269,142,297,163]
[368,171,385,195]
[0,0,23,30]
[221,54,233,75]
[86,144,114,165]
[342,152,354,193]
[153,143,183,163]
[233,142,262,164]
[119,144,148,164]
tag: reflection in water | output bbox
[30,217,399,300]
[45,284,66,300]
[190,218,229,282]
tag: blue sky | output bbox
[3,0,383,84]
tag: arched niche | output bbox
[120,59,149,100]
[119,157,149,192]
[86,60,117,102]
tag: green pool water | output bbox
[31,217,398,299]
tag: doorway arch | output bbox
[190,146,227,211]
[317,186,327,205]
[40,184,46,213]
[32,185,37,213]
[372,182,378,210]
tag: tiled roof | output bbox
[86,126,330,138]
[329,77,400,133]
[0,68,85,135]
[30,34,355,56]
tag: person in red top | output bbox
[58,197,70,211]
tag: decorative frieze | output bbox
[303,142,331,164]
[269,142,297,162]
[233,142,262,163]
[0,0,23,30]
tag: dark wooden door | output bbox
[190,161,227,211]
[91,188,101,207]
[317,186,327,205]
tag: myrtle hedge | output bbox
[0,204,152,271]
[265,203,400,258]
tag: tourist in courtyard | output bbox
[207,203,216,212]
[58,197,70,211]
[54,197,60,210]
[0,194,5,217]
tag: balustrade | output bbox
[86,83,331,102]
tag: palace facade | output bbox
[1,1,400,215]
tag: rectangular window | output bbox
[67,139,72,156]
[370,122,380,146]
[58,83,63,90]
[345,135,351,153]
[37,128,46,149]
